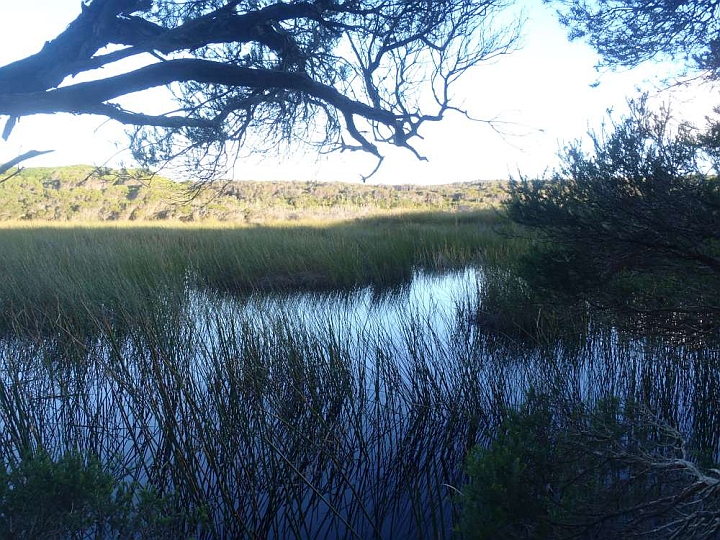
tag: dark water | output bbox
[0,267,717,538]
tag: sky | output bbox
[0,0,716,184]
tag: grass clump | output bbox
[0,211,508,333]
[459,392,720,540]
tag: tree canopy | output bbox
[0,0,521,179]
[499,2,720,340]
[550,0,720,78]
[505,100,720,338]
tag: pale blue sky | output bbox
[0,0,715,183]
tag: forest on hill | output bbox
[0,166,505,223]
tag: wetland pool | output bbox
[0,267,717,538]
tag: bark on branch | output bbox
[0,0,521,178]
[0,59,399,153]
[0,149,54,177]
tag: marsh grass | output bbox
[0,284,717,538]
[0,289,495,538]
[0,210,714,538]
[0,211,519,537]
[0,211,510,333]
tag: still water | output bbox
[0,267,717,538]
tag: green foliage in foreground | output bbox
[459,393,720,540]
[0,165,506,222]
[505,100,720,339]
[0,449,201,539]
[0,450,116,539]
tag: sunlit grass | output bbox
[0,210,521,536]
[0,211,518,331]
[0,208,716,538]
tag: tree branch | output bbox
[0,59,399,149]
[0,0,523,179]
[0,149,54,177]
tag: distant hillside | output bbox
[0,165,506,222]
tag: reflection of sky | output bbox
[189,268,482,350]
[0,264,717,481]
[183,268,717,457]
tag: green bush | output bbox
[0,450,115,538]
[505,100,720,339]
[0,449,203,539]
[458,393,720,539]
[458,394,557,539]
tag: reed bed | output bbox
[0,282,718,538]
[0,211,513,333]
[0,212,715,537]
[0,290,491,538]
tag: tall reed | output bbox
[0,281,717,538]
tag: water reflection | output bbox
[191,267,480,336]
[0,267,717,538]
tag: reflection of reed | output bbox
[0,275,483,538]
[0,279,717,538]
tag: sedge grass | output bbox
[1,209,713,537]
[0,211,514,333]
[0,288,495,538]
[0,282,717,538]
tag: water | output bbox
[0,267,718,538]
[189,267,479,339]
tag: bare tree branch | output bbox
[0,149,54,179]
[0,0,522,179]
[0,150,53,174]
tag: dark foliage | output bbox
[460,393,720,540]
[505,100,720,338]
[0,449,198,538]
[549,0,720,78]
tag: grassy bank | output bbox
[0,202,717,538]
[0,209,517,538]
[0,210,521,333]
